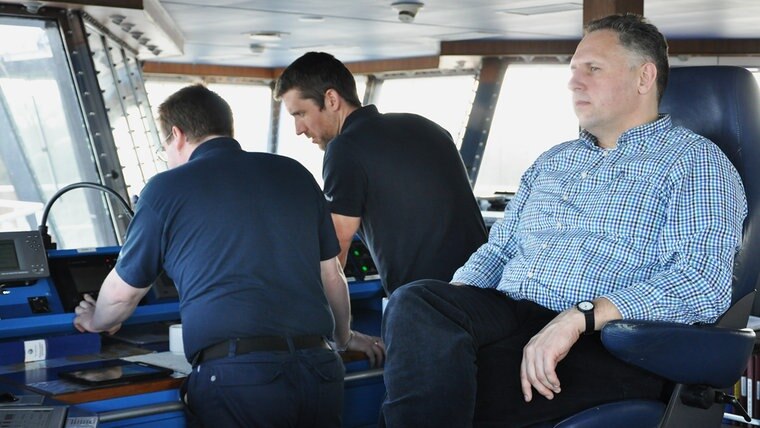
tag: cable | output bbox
[38,182,134,249]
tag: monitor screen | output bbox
[0,240,20,271]
[68,264,110,294]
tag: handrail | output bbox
[345,367,384,382]
[98,402,185,423]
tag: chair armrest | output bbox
[601,320,755,388]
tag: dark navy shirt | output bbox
[323,105,487,294]
[116,138,340,359]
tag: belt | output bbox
[194,335,329,365]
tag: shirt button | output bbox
[580,172,588,179]
[527,271,534,279]
[210,375,216,382]
[556,222,562,229]
[602,150,609,157]
[562,194,569,201]
[541,243,548,249]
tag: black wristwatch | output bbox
[576,301,595,335]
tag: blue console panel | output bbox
[0,243,386,427]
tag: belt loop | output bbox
[286,337,296,353]
[229,339,238,358]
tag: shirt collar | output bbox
[341,105,379,133]
[189,137,242,161]
[579,114,672,150]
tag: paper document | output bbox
[123,351,192,375]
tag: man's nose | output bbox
[568,71,583,91]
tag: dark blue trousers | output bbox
[381,280,665,428]
[185,347,344,427]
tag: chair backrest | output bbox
[659,66,760,313]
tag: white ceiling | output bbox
[65,0,760,68]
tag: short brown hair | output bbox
[157,84,234,141]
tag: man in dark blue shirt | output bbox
[275,52,486,295]
[73,84,384,427]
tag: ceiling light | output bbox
[248,31,288,41]
[499,2,581,16]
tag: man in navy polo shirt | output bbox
[275,52,486,296]
[73,84,384,427]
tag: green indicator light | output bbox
[361,266,368,272]
[353,250,360,256]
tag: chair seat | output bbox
[552,400,665,428]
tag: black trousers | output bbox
[381,280,667,428]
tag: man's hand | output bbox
[71,269,149,335]
[73,294,122,335]
[520,297,622,402]
[342,330,386,368]
[520,309,584,402]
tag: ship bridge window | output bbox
[0,16,116,248]
[474,64,578,198]
[374,74,477,149]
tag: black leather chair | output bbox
[547,66,760,428]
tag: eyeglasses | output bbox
[155,133,171,163]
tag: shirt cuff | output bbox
[451,268,493,289]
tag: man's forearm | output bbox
[90,298,140,331]
[590,297,622,331]
[321,257,352,345]
[90,269,148,331]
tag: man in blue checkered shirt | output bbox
[380,14,747,427]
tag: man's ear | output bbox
[638,62,658,96]
[174,126,189,150]
[324,89,342,111]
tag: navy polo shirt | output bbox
[323,105,487,294]
[116,137,340,360]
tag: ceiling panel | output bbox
[141,0,760,67]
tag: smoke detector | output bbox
[391,1,424,23]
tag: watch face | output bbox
[578,301,594,311]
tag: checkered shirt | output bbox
[453,115,747,324]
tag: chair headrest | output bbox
[660,66,760,305]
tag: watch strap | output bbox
[582,309,594,335]
[576,301,595,335]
